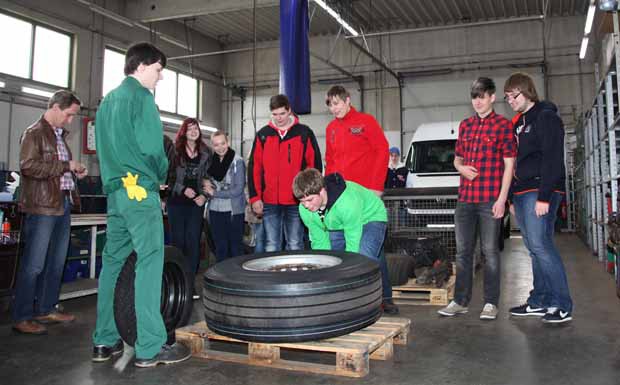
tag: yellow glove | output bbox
[121,172,148,202]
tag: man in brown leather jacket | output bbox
[12,90,88,335]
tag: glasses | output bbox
[503,92,521,102]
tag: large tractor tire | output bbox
[203,250,383,343]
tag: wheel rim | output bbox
[242,254,342,272]
[160,261,188,330]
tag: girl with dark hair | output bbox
[203,131,246,261]
[167,118,213,277]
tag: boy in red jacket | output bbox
[325,86,389,197]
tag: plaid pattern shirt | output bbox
[54,127,75,191]
[454,111,516,203]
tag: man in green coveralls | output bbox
[293,168,397,314]
[92,42,190,367]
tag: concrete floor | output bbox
[1,233,619,385]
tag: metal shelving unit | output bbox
[575,12,620,261]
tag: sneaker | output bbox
[134,342,191,368]
[541,307,572,324]
[382,300,399,315]
[480,303,498,320]
[509,303,546,317]
[438,301,468,317]
[92,340,124,362]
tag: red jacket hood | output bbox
[268,114,300,131]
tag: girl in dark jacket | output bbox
[167,118,212,275]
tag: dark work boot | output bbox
[92,340,124,362]
[382,299,400,315]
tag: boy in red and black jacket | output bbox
[248,94,322,252]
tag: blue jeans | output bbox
[328,222,393,300]
[513,191,573,312]
[262,204,304,252]
[209,211,244,262]
[12,197,71,322]
[167,203,204,274]
[454,201,501,306]
[253,221,265,253]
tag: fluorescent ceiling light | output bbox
[160,116,217,133]
[579,37,589,59]
[22,86,54,98]
[313,0,359,36]
[199,125,217,133]
[584,3,595,34]
[160,116,183,125]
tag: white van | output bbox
[404,121,460,189]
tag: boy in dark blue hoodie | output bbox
[504,72,573,323]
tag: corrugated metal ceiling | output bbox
[181,0,589,45]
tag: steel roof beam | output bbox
[125,0,278,22]
[345,15,544,39]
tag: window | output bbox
[177,73,198,118]
[156,70,199,118]
[102,48,125,97]
[406,140,457,174]
[102,47,199,119]
[155,68,177,113]
[0,12,72,88]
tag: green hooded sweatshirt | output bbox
[299,173,387,253]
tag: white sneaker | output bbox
[438,300,468,316]
[480,303,498,320]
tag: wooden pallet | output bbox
[175,317,411,378]
[392,274,455,306]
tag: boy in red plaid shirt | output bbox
[438,77,516,320]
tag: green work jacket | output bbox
[96,76,168,194]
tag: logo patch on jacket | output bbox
[349,126,364,135]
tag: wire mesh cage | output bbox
[384,192,458,259]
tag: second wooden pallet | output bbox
[392,274,455,306]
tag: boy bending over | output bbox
[293,168,398,314]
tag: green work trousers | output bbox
[92,188,166,359]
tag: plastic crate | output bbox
[62,259,89,283]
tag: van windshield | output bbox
[406,140,458,173]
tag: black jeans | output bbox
[167,203,204,274]
[454,201,501,306]
[209,211,244,263]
